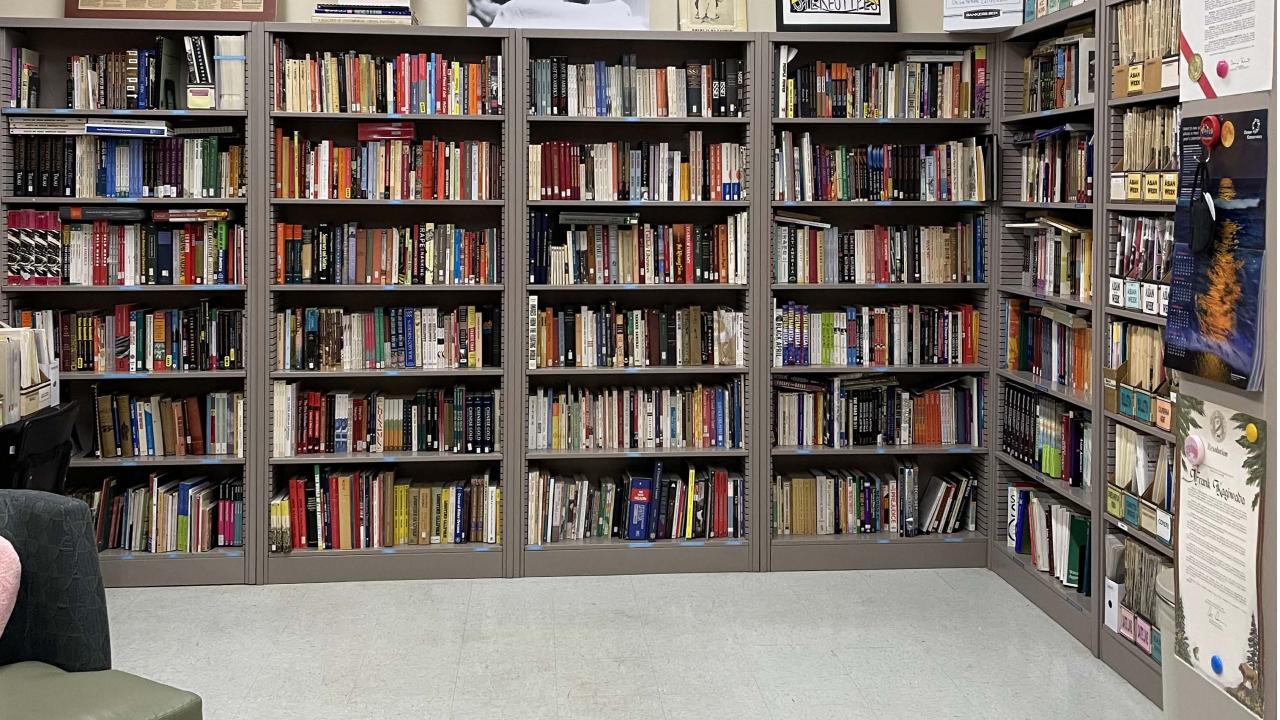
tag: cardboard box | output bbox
[1142,58,1163,95]
[1113,65,1131,98]
[1142,172,1162,201]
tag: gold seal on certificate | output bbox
[1188,53,1204,82]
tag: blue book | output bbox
[128,400,140,455]
[143,402,155,454]
[625,475,653,540]
[1013,489,1030,553]
[404,310,415,368]
[715,389,724,448]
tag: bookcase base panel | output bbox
[990,545,1097,652]
[266,548,505,584]
[1099,627,1163,707]
[100,552,249,588]
[769,536,987,572]
[522,543,752,577]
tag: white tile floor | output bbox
[107,569,1162,720]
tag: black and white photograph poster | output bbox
[942,0,1021,31]
[776,0,896,32]
[679,0,748,31]
[468,0,650,28]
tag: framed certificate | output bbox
[64,0,276,21]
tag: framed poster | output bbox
[776,0,897,32]
[1174,393,1266,718]
[943,0,1021,31]
[680,0,748,31]
[468,0,650,28]
[1179,0,1274,99]
[65,0,275,20]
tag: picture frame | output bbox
[64,0,276,21]
[776,0,897,32]
[679,0,749,32]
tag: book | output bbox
[1009,485,1092,594]
[1021,23,1096,112]
[271,383,500,456]
[773,132,991,202]
[20,303,243,373]
[89,389,243,458]
[70,474,244,553]
[1009,215,1093,302]
[771,463,976,538]
[274,306,497,371]
[272,39,501,115]
[1115,0,1179,67]
[1003,298,1092,392]
[213,35,246,111]
[63,35,230,110]
[10,135,245,199]
[771,374,984,448]
[526,380,745,451]
[1013,124,1093,203]
[772,301,979,368]
[273,130,499,200]
[527,134,744,202]
[275,222,499,286]
[774,45,988,119]
[529,56,743,118]
[528,211,748,286]
[10,47,40,109]
[772,215,986,285]
[529,301,743,369]
[1000,384,1092,487]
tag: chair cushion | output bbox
[0,535,17,634]
[0,661,202,720]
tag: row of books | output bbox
[773,133,991,202]
[1004,298,1092,393]
[310,2,417,25]
[1107,320,1167,395]
[271,384,500,456]
[1014,124,1094,204]
[528,135,745,202]
[20,304,243,373]
[527,464,744,544]
[1010,216,1094,303]
[6,211,244,287]
[1022,23,1096,113]
[771,215,986,285]
[529,56,744,118]
[72,475,244,553]
[93,390,243,459]
[1000,383,1092,487]
[272,130,500,200]
[774,46,988,119]
[528,211,749,286]
[773,302,980,369]
[271,41,503,115]
[1116,0,1180,66]
[771,375,983,448]
[1119,105,1179,173]
[526,381,745,452]
[1112,215,1174,284]
[12,134,245,199]
[270,470,501,552]
[529,303,744,370]
[1008,484,1092,596]
[274,306,497,372]
[1113,425,1173,512]
[1117,535,1172,631]
[772,464,976,537]
[275,222,499,286]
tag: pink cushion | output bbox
[0,535,19,635]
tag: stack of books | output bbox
[311,0,416,25]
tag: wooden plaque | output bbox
[64,0,276,21]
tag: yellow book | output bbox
[394,481,409,546]
[495,487,502,545]
[685,465,696,538]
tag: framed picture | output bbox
[679,0,748,31]
[468,0,650,29]
[776,0,897,32]
[65,0,276,21]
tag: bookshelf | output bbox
[261,23,515,583]
[762,32,996,573]
[517,30,759,577]
[0,17,259,587]
[991,4,1104,652]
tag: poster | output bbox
[1174,393,1266,718]
[468,0,650,28]
[943,0,1022,32]
[1179,0,1274,99]
[776,0,897,32]
[1164,110,1267,391]
[66,0,273,19]
[679,0,748,31]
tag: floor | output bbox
[107,569,1162,720]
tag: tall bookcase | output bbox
[515,30,759,576]
[988,0,1104,653]
[761,32,997,572]
[0,18,260,587]
[259,24,517,583]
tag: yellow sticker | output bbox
[1189,54,1204,82]
[1245,423,1258,443]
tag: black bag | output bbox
[1188,155,1216,254]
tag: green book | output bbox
[1066,513,1089,587]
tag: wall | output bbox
[0,0,945,31]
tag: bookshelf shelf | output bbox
[770,200,988,209]
[266,544,504,584]
[526,366,747,378]
[769,364,988,374]
[98,548,249,587]
[270,198,503,206]
[1104,410,1175,444]
[282,544,501,557]
[998,284,1094,312]
[529,283,747,293]
[270,283,503,293]
[522,538,752,577]
[60,370,248,381]
[1108,88,1180,107]
[1099,626,1163,703]
[771,445,983,457]
[1105,201,1176,213]
[69,455,245,468]
[528,115,749,124]
[1,197,247,205]
[997,451,1095,511]
[527,200,750,208]
[1103,515,1173,559]
[269,111,504,121]
[0,284,247,293]
[1105,305,1168,326]
[525,448,749,461]
[270,368,503,379]
[770,282,989,292]
[1006,0,1099,39]
[990,544,1096,649]
[770,530,986,546]
[2,108,248,118]
[1001,104,1096,124]
[771,117,992,126]
[1003,200,1094,210]
[527,536,746,551]
[996,368,1092,410]
[269,451,501,465]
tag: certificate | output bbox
[943,0,1021,32]
[1174,393,1266,717]
[1179,0,1275,99]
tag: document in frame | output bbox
[1179,0,1274,99]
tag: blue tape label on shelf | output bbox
[387,112,401,118]
[678,540,705,547]
[383,284,396,290]
[724,539,745,545]
[625,451,640,458]
[165,552,180,557]
[876,447,887,454]
[198,458,220,465]
[796,448,811,455]
[948,447,970,453]
[172,110,188,115]
[122,460,138,466]
[625,368,640,374]
[874,283,888,289]
[112,109,129,114]
[623,284,637,290]
[213,55,247,61]
[116,198,137,202]
[381,548,397,554]
[7,108,27,113]
[877,118,890,124]
[527,544,544,551]
[388,199,402,204]
[382,455,399,462]
[120,554,134,560]
[877,539,891,544]
[629,542,654,549]
[385,370,401,377]
[472,546,492,552]
[943,537,964,543]
[225,550,242,557]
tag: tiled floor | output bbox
[108,569,1161,720]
